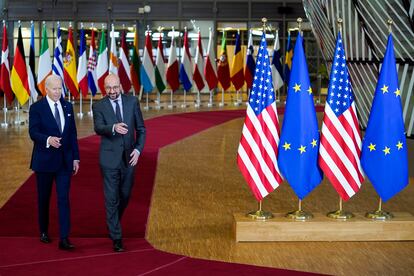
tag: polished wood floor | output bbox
[1,97,414,275]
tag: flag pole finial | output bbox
[2,20,5,26]
[80,22,84,29]
[387,19,393,34]
[261,17,267,33]
[91,22,94,29]
[297,17,302,32]
[337,18,343,32]
[18,20,21,27]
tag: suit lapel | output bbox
[121,94,128,121]
[42,97,61,133]
[60,99,69,134]
[104,96,118,122]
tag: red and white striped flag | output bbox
[204,28,218,91]
[237,34,283,201]
[0,22,13,104]
[118,30,131,93]
[318,31,364,201]
[193,31,205,92]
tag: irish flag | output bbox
[37,23,52,96]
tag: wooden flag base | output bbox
[233,212,414,242]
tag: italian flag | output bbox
[96,29,108,95]
[37,24,52,96]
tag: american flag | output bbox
[237,34,283,201]
[318,31,364,201]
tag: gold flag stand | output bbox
[327,196,354,220]
[247,200,273,220]
[366,198,393,220]
[286,199,313,221]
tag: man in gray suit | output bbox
[92,74,146,252]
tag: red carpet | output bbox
[0,110,321,275]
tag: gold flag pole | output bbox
[326,18,354,220]
[284,18,313,221]
[365,19,394,221]
[246,18,274,221]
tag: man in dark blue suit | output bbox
[29,75,80,250]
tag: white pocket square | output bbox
[68,114,72,117]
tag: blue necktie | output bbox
[114,100,123,123]
[54,103,62,133]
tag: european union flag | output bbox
[278,34,323,200]
[361,34,408,202]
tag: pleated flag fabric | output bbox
[361,34,409,202]
[237,34,283,201]
[179,29,193,92]
[277,33,323,200]
[141,31,155,93]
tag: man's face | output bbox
[46,79,62,102]
[105,76,121,100]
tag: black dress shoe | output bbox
[113,239,124,252]
[40,233,51,244]
[58,238,75,250]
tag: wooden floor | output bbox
[1,98,414,275]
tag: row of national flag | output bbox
[0,23,296,106]
[238,30,408,205]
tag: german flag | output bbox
[10,25,30,106]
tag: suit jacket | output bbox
[29,97,80,172]
[92,94,146,169]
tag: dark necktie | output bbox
[114,99,123,123]
[54,102,62,133]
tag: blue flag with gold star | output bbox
[278,34,323,200]
[361,34,408,202]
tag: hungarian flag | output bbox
[193,31,205,92]
[63,26,79,98]
[37,23,52,96]
[155,35,166,93]
[130,27,141,93]
[119,30,131,93]
[230,32,244,91]
[77,27,88,97]
[96,28,108,95]
[179,29,193,92]
[87,28,98,96]
[10,25,30,105]
[217,31,230,91]
[109,25,118,75]
[204,28,218,91]
[244,29,255,90]
[0,23,13,104]
[166,31,179,92]
[140,31,155,93]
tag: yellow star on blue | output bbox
[382,146,390,155]
[368,143,376,152]
[396,141,403,150]
[298,145,306,154]
[282,142,291,150]
[311,139,317,147]
[381,84,389,94]
[394,89,401,97]
[307,87,313,94]
[293,83,301,93]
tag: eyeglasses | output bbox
[105,85,120,92]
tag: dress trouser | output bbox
[101,157,135,240]
[36,171,72,239]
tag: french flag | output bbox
[77,27,88,97]
[179,29,193,92]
